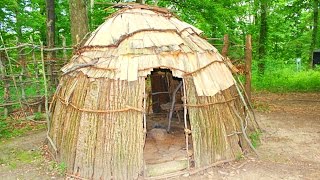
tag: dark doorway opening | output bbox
[143,68,193,177]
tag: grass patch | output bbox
[57,162,67,175]
[0,149,42,169]
[16,150,41,163]
[48,161,67,176]
[249,130,262,148]
[236,153,245,161]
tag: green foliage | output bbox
[252,59,320,92]
[236,153,244,161]
[0,119,10,139]
[34,112,43,120]
[57,162,67,175]
[249,130,262,148]
[49,161,67,175]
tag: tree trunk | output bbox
[135,0,145,4]
[14,3,27,100]
[258,0,267,75]
[46,0,55,91]
[222,34,229,58]
[69,0,89,45]
[46,0,55,50]
[0,50,10,117]
[310,0,319,68]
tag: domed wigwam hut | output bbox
[48,3,259,179]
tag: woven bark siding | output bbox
[49,74,145,179]
[185,78,249,168]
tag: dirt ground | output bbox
[0,92,319,180]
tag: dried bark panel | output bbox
[49,75,89,168]
[61,75,88,167]
[49,74,145,179]
[185,78,248,168]
[73,78,101,178]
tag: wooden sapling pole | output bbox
[61,35,68,64]
[143,78,147,135]
[30,37,42,112]
[167,81,182,132]
[245,35,252,101]
[0,50,9,117]
[182,78,190,170]
[17,42,26,101]
[40,41,57,152]
[222,34,229,58]
[232,75,261,133]
[0,33,26,119]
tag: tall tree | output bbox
[310,0,319,68]
[46,0,55,49]
[69,0,89,45]
[45,0,56,89]
[258,0,267,75]
[135,0,145,3]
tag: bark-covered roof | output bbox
[62,4,234,96]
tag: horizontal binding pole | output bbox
[186,97,236,108]
[183,60,225,77]
[56,95,143,113]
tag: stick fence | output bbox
[0,41,72,118]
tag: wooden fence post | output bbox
[0,50,9,117]
[17,42,26,100]
[30,37,42,112]
[222,34,229,57]
[245,35,252,101]
[61,35,68,64]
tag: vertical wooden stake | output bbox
[0,50,9,117]
[61,35,68,64]
[40,41,57,152]
[30,37,42,112]
[182,78,190,170]
[143,78,147,135]
[245,35,252,101]
[222,34,229,58]
[17,42,27,100]
[40,41,50,126]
